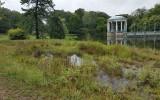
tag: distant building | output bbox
[107,15,127,45]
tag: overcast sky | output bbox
[2,0,160,16]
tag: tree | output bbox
[48,8,109,41]
[149,4,160,16]
[67,14,81,34]
[75,8,85,20]
[96,17,107,40]
[131,8,147,18]
[48,15,66,39]
[0,0,4,8]
[0,0,4,23]
[129,4,160,32]
[82,11,108,41]
[0,8,22,33]
[21,0,55,39]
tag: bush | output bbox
[97,56,122,77]
[137,67,160,88]
[8,28,28,40]
[106,45,133,58]
[78,42,107,55]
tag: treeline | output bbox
[0,8,22,33]
[49,9,109,41]
[128,4,160,32]
[0,4,109,41]
[0,0,160,41]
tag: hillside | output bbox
[0,40,160,100]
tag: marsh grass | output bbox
[96,56,122,77]
[0,40,160,99]
[78,41,108,55]
[137,66,160,88]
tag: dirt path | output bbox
[0,77,13,100]
[0,77,35,100]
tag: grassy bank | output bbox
[0,40,160,100]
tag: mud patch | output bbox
[96,70,130,92]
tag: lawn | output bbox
[0,34,9,41]
[0,39,159,100]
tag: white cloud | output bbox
[2,0,21,11]
[2,0,160,16]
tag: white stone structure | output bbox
[107,15,127,45]
[70,54,83,67]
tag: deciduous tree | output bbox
[0,0,4,8]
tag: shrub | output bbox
[8,28,28,40]
[97,56,122,77]
[78,42,107,55]
[137,67,160,88]
[106,45,133,58]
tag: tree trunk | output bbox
[35,0,39,39]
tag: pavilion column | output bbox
[116,21,118,32]
[109,22,110,32]
[125,21,127,32]
[121,41,123,45]
[107,22,110,45]
[113,22,115,32]
[121,21,123,32]
[111,22,113,32]
[116,21,118,44]
[107,21,110,32]
[110,22,112,32]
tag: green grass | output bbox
[0,39,160,99]
[0,34,9,41]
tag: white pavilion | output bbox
[107,15,127,45]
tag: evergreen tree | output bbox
[21,0,55,39]
[48,16,66,39]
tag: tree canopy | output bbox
[0,0,4,7]
[128,4,160,32]
[21,0,55,39]
[0,1,160,42]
